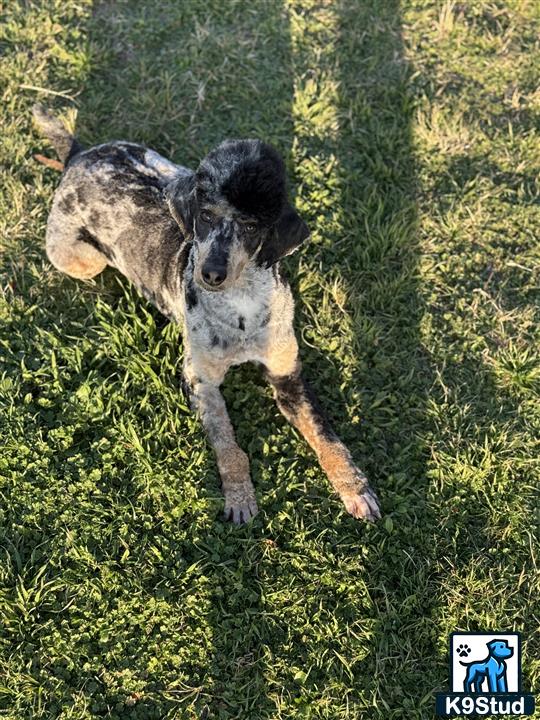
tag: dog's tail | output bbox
[32,104,83,167]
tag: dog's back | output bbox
[34,107,191,316]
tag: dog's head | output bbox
[488,640,513,660]
[169,139,309,291]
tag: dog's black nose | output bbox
[202,264,227,287]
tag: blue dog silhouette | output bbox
[460,639,513,693]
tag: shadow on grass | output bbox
[323,2,439,712]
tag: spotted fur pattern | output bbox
[34,105,380,524]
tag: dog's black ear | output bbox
[167,172,197,238]
[258,203,309,267]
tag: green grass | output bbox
[1,0,539,717]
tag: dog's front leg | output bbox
[264,340,381,522]
[183,356,258,524]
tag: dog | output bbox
[461,640,514,693]
[32,105,381,524]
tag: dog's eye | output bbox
[244,223,257,234]
[200,210,215,224]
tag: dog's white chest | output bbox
[226,291,267,327]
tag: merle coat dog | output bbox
[33,105,380,524]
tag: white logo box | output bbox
[450,632,520,693]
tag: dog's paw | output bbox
[223,486,258,525]
[457,644,471,658]
[341,486,381,522]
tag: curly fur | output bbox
[211,140,287,224]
